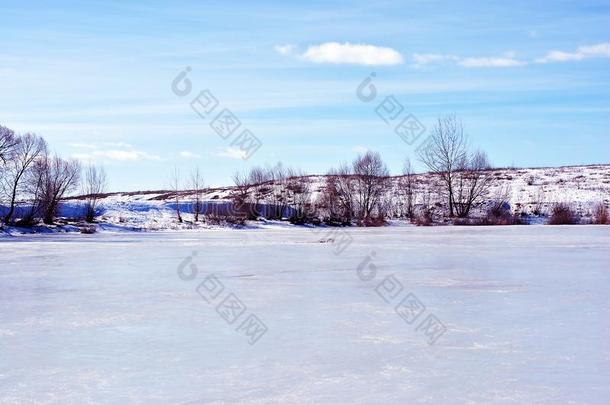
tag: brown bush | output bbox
[204,214,246,226]
[358,217,387,227]
[548,203,578,225]
[593,203,609,225]
[79,225,97,234]
[414,211,433,226]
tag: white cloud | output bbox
[274,44,295,56]
[458,57,527,68]
[411,53,458,67]
[93,150,160,161]
[411,51,526,68]
[179,151,201,159]
[215,147,247,160]
[536,43,610,63]
[298,42,403,66]
[72,148,160,162]
[69,141,134,150]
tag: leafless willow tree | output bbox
[320,152,390,224]
[83,164,107,222]
[2,133,47,224]
[418,116,468,217]
[248,166,272,218]
[401,157,416,219]
[352,151,390,222]
[28,152,81,224]
[170,167,183,223]
[0,125,19,166]
[321,163,355,224]
[190,168,205,222]
[452,150,494,218]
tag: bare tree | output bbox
[29,152,81,224]
[170,167,183,223]
[453,150,494,218]
[270,163,290,219]
[190,168,205,222]
[2,133,47,224]
[83,164,107,222]
[352,151,390,222]
[322,163,355,224]
[418,116,468,217]
[0,125,19,165]
[248,166,272,218]
[593,202,609,225]
[231,170,252,218]
[401,157,416,219]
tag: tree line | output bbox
[1,116,525,228]
[0,124,106,226]
[168,115,499,226]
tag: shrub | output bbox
[414,210,433,226]
[358,217,387,227]
[453,214,524,226]
[79,225,97,234]
[204,214,246,226]
[593,203,609,225]
[548,203,578,225]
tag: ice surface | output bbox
[1,226,609,404]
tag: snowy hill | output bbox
[56,164,610,231]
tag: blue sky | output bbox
[1,0,609,191]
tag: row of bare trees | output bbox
[219,116,495,226]
[0,124,106,226]
[231,163,312,222]
[169,163,313,224]
[319,151,390,225]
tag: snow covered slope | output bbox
[67,164,610,229]
[2,164,607,234]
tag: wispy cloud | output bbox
[215,147,247,160]
[536,43,610,63]
[75,150,160,161]
[71,143,160,162]
[411,53,458,67]
[415,43,610,68]
[458,56,527,68]
[274,44,295,56]
[278,42,403,66]
[412,52,526,68]
[179,151,201,159]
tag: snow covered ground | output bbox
[1,226,609,404]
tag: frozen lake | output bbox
[1,226,609,404]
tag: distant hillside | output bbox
[59,164,610,230]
